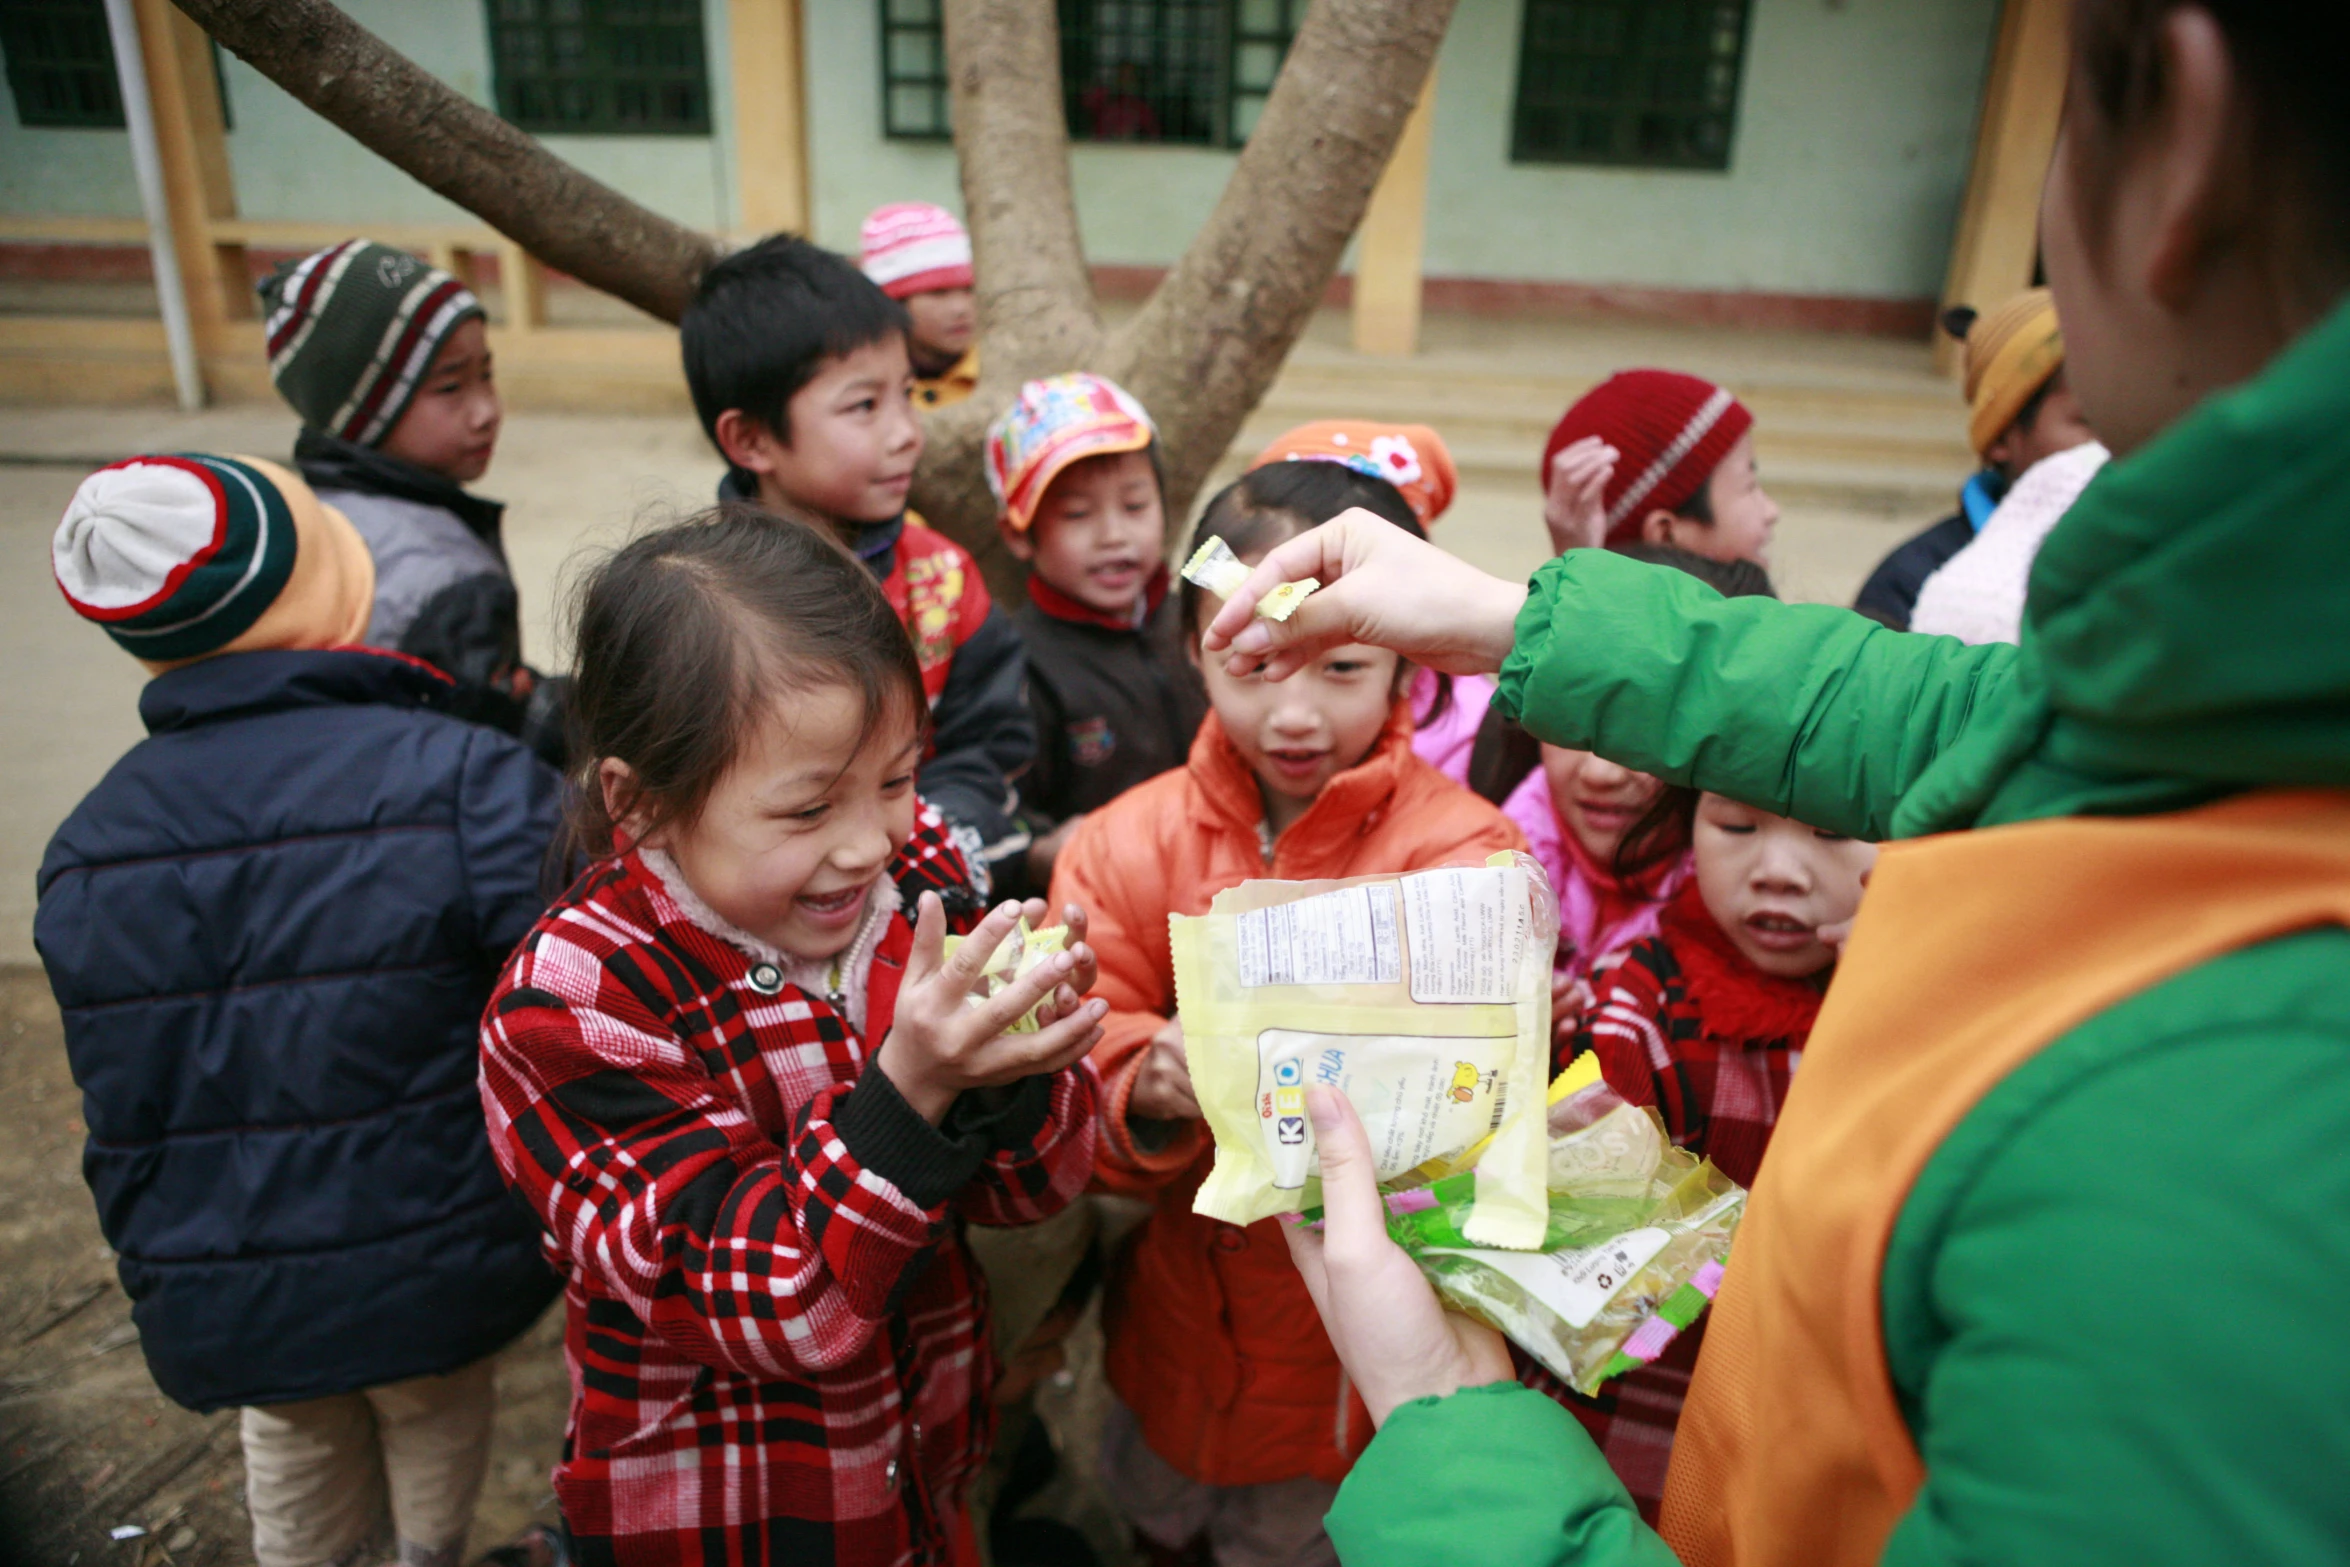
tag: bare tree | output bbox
[173,0,1454,588]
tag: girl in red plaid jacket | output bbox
[479,507,1103,1567]
[1542,789,1876,1522]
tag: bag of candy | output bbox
[1170,853,1557,1250]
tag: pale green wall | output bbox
[0,123,140,215]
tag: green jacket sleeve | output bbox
[1496,551,2017,842]
[1324,1382,1682,1567]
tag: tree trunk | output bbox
[168,0,719,323]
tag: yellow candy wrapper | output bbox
[1181,536,1319,622]
[1170,852,1557,1250]
[942,920,1068,1034]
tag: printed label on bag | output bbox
[1428,1226,1672,1329]
[1255,1028,1512,1189]
[1237,884,1402,988]
[1400,867,1529,1004]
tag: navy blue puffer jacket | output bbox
[35,648,564,1411]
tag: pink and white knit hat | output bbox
[859,203,974,299]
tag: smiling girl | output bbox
[1048,469,1522,1565]
[478,507,1103,1566]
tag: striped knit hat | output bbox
[53,453,375,670]
[859,203,974,299]
[257,240,486,447]
[1541,370,1754,547]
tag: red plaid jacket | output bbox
[479,810,1098,1566]
[1533,878,1827,1522]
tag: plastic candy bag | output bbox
[1181,536,1319,621]
[1171,853,1557,1250]
[1390,1057,1745,1393]
[942,920,1068,1034]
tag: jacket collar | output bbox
[714,467,904,580]
[293,426,505,541]
[1025,563,1167,631]
[139,647,454,734]
[1188,700,1419,857]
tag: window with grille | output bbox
[487,0,710,137]
[1,0,124,129]
[1511,0,1750,171]
[879,0,1305,148]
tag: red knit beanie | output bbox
[1539,370,1754,547]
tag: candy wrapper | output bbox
[1389,1057,1745,1394]
[1171,853,1558,1250]
[941,920,1068,1034]
[1181,536,1319,621]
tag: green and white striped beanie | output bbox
[257,239,486,447]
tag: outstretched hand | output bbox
[1281,1085,1514,1428]
[1200,510,1529,683]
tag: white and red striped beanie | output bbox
[256,239,486,447]
[1542,369,1754,546]
[858,202,973,299]
[54,453,375,670]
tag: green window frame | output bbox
[879,0,1305,149]
[1510,0,1752,172]
[486,0,711,137]
[1,0,125,129]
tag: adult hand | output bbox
[1544,436,1618,555]
[1282,1086,1514,1428]
[1128,1017,1199,1122]
[1201,511,1529,683]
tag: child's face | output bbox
[903,287,976,365]
[628,681,921,959]
[729,335,924,527]
[1539,744,1663,870]
[1001,449,1164,619]
[1691,792,1875,979]
[1985,369,2099,479]
[1645,431,1778,567]
[378,318,501,483]
[1193,593,1401,823]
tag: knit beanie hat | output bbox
[53,453,376,672]
[1249,419,1458,527]
[1540,369,1754,547]
[257,239,486,448]
[1955,287,2064,459]
[859,203,974,299]
[986,372,1157,533]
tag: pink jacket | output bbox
[1502,763,1692,981]
[1409,667,1496,784]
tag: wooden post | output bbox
[496,240,547,333]
[1351,67,1437,358]
[1937,0,2070,372]
[728,0,809,236]
[131,0,244,349]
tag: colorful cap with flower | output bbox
[859,202,974,299]
[1248,419,1458,527]
[985,373,1158,533]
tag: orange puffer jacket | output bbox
[1051,703,1525,1487]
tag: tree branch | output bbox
[1099,0,1457,526]
[170,0,720,322]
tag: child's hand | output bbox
[1550,973,1594,1048]
[1543,436,1618,556]
[1128,1017,1198,1123]
[878,895,1107,1124]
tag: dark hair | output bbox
[1608,541,1775,598]
[1181,458,1439,710]
[564,502,928,855]
[679,235,911,449]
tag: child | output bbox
[861,202,981,408]
[1538,369,1779,565]
[36,455,565,1567]
[1051,476,1523,1566]
[1853,288,2102,630]
[684,234,1034,893]
[258,239,564,762]
[991,372,1207,894]
[478,506,1102,1565]
[1245,419,1496,784]
[1548,788,1876,1522]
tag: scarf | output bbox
[1657,878,1828,1046]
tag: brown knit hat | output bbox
[1957,288,2064,459]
